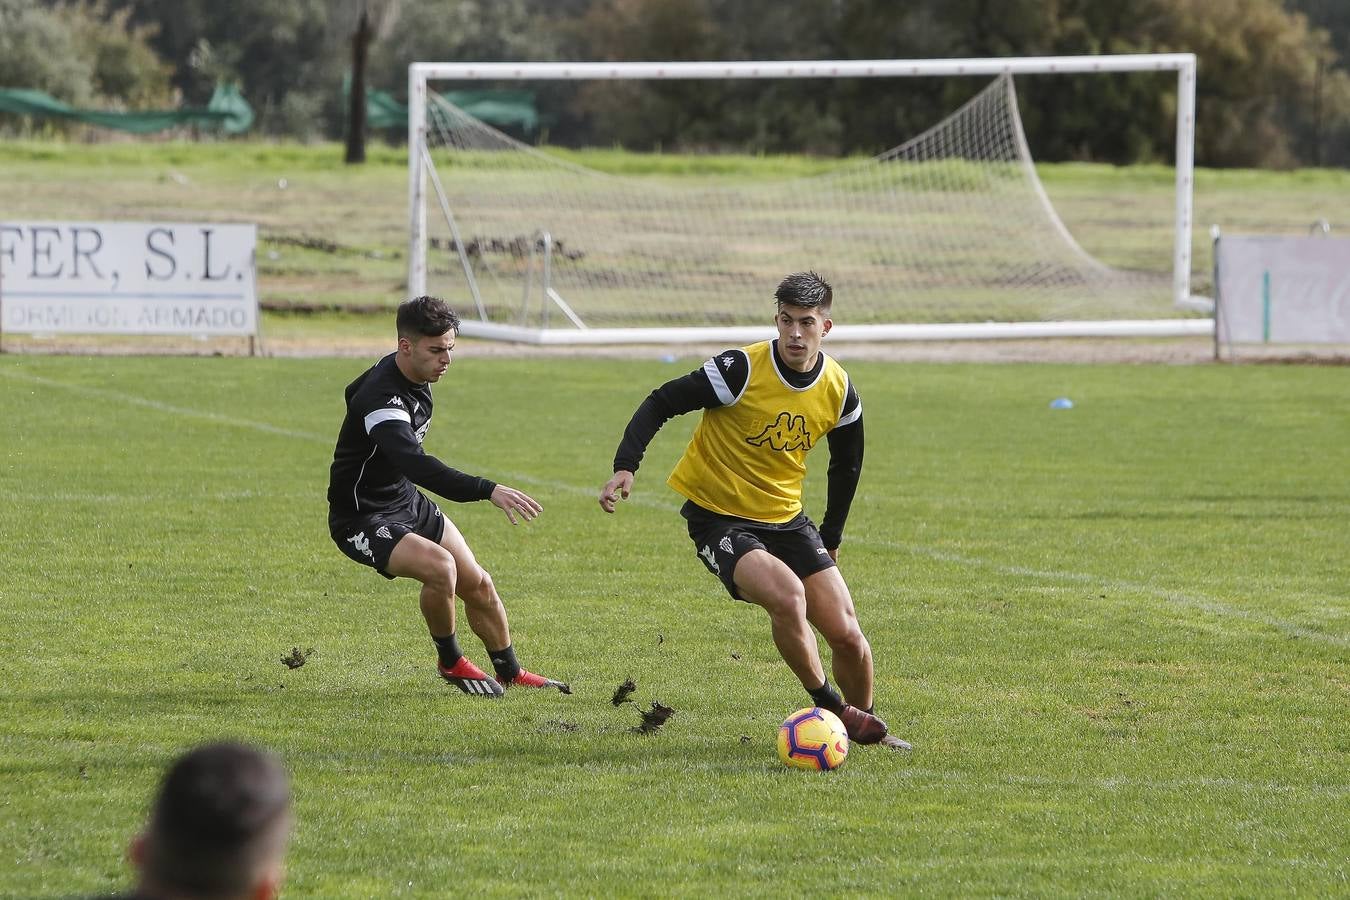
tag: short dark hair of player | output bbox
[396,295,461,340]
[141,741,292,898]
[775,271,833,311]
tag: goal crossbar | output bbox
[458,319,1216,346]
[409,55,1196,80]
[408,55,1204,343]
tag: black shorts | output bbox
[329,491,445,579]
[681,501,836,602]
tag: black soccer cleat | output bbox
[437,657,504,697]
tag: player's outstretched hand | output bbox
[491,484,542,525]
[598,470,634,514]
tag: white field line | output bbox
[0,369,327,443]
[7,490,303,503]
[888,767,1350,800]
[488,471,1350,651]
[7,368,1344,650]
[850,536,1350,649]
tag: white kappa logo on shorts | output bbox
[699,544,720,575]
[347,531,374,561]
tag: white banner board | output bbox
[0,221,258,336]
[1216,236,1350,344]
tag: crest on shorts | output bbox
[376,525,392,540]
[719,536,733,554]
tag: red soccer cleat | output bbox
[437,657,504,697]
[836,704,888,745]
[506,669,572,694]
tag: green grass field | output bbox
[1,353,1346,897]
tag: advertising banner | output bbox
[0,221,258,336]
[1216,236,1350,344]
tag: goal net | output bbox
[409,57,1208,343]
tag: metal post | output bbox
[0,246,6,355]
[540,231,551,329]
[1211,229,1222,362]
[522,238,537,326]
[1173,59,1197,309]
[1262,271,1271,343]
[407,65,428,298]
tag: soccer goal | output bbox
[407,56,1211,344]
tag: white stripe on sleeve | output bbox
[837,378,862,427]
[702,358,735,406]
[364,407,412,433]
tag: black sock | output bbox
[489,644,520,682]
[432,633,462,668]
[807,679,844,713]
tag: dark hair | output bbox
[774,271,832,310]
[397,295,460,340]
[144,742,291,898]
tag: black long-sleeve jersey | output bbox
[612,342,864,549]
[327,353,495,519]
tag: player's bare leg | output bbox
[734,550,886,744]
[733,550,823,685]
[803,566,911,751]
[386,532,459,635]
[437,519,570,693]
[436,518,508,649]
[802,567,873,709]
[387,532,503,696]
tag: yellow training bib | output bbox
[668,341,850,522]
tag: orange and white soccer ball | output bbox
[777,707,849,771]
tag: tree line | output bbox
[2,0,1348,167]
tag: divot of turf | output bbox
[281,646,315,669]
[633,701,676,734]
[610,678,637,706]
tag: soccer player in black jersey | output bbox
[598,272,909,750]
[328,296,568,697]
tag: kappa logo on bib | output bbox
[746,412,813,452]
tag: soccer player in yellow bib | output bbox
[599,272,911,751]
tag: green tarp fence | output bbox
[356,84,538,133]
[0,83,253,134]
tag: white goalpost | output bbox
[407,55,1211,344]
